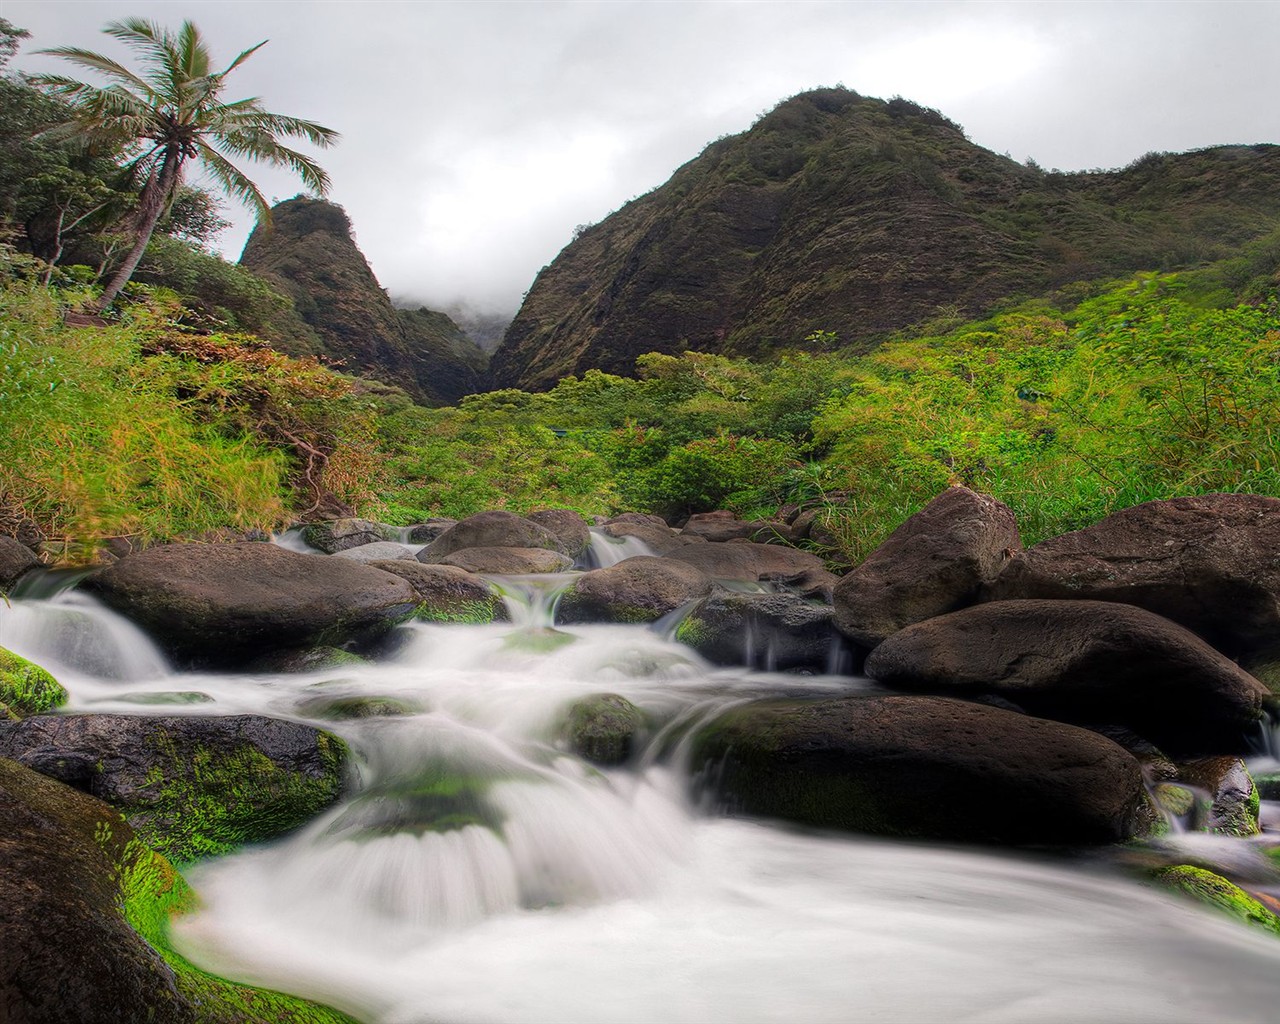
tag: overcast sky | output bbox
[6,0,1279,317]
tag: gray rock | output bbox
[691,695,1155,845]
[558,556,713,624]
[833,486,1020,648]
[527,509,592,559]
[301,517,397,554]
[676,591,841,672]
[865,599,1268,755]
[371,561,509,622]
[332,540,418,563]
[422,510,568,559]
[0,535,38,592]
[667,541,837,600]
[434,546,573,575]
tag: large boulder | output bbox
[82,542,417,667]
[370,561,509,623]
[600,519,694,556]
[667,541,837,600]
[691,695,1155,845]
[0,648,66,719]
[0,713,349,862]
[301,517,397,554]
[681,511,794,544]
[434,546,573,575]
[421,510,567,560]
[0,757,356,1024]
[527,509,592,560]
[865,600,1268,755]
[557,556,713,624]
[987,493,1280,657]
[561,693,648,766]
[0,536,38,592]
[833,486,1020,648]
[676,592,842,672]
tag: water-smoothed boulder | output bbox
[422,510,568,560]
[833,486,1020,648]
[301,517,397,554]
[667,541,837,600]
[692,695,1155,845]
[371,561,509,623]
[331,540,417,563]
[557,556,713,624]
[0,648,66,719]
[0,535,38,592]
[987,493,1280,657]
[600,519,694,555]
[527,509,592,560]
[1176,757,1261,838]
[435,546,573,575]
[0,757,357,1024]
[561,693,648,766]
[0,713,349,862]
[676,592,842,672]
[865,600,1268,755]
[83,542,417,667]
[681,511,794,544]
[405,518,458,544]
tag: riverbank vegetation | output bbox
[4,236,1278,563]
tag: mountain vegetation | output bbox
[491,87,1280,391]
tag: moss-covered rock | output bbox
[1151,864,1280,937]
[324,764,502,839]
[675,591,840,672]
[562,693,647,766]
[250,646,370,674]
[1177,757,1261,837]
[296,694,422,720]
[0,714,349,863]
[0,647,67,719]
[0,756,358,1024]
[558,556,713,625]
[301,518,398,554]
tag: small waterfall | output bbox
[584,529,654,568]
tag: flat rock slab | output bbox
[83,542,417,667]
[431,546,573,574]
[558,556,713,624]
[834,486,1020,648]
[691,695,1154,845]
[988,493,1280,657]
[0,713,349,862]
[667,542,837,600]
[866,599,1268,755]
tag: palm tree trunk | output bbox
[94,148,181,312]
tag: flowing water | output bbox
[4,572,1280,1022]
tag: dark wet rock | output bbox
[562,693,647,766]
[0,713,349,862]
[691,695,1155,845]
[600,519,695,555]
[0,535,38,592]
[434,546,574,575]
[833,486,1020,648]
[248,645,369,673]
[676,592,841,672]
[301,517,397,554]
[527,509,592,560]
[865,600,1268,756]
[0,757,358,1024]
[558,556,713,624]
[83,542,417,668]
[422,510,567,560]
[371,560,509,622]
[987,493,1280,657]
[0,647,66,719]
[667,541,837,600]
[1150,865,1280,936]
[331,540,418,563]
[406,518,458,544]
[1178,757,1261,837]
[607,513,670,528]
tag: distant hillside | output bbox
[490,88,1280,391]
[241,198,488,405]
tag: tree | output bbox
[33,18,337,310]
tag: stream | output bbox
[4,539,1280,1023]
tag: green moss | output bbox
[1151,865,1280,937]
[674,616,715,649]
[1152,783,1197,818]
[296,694,421,720]
[0,646,67,717]
[333,767,504,838]
[563,694,648,766]
[134,729,349,863]
[416,598,501,624]
[503,627,577,654]
[113,833,361,1023]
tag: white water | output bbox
[4,578,1280,1022]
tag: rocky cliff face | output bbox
[240,198,487,405]
[490,88,1280,391]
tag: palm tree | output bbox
[33,18,338,310]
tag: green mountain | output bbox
[240,197,488,405]
[490,88,1280,391]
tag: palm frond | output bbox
[220,40,267,77]
[103,19,176,85]
[212,130,332,195]
[176,21,211,82]
[195,141,271,219]
[216,109,340,148]
[31,46,157,99]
